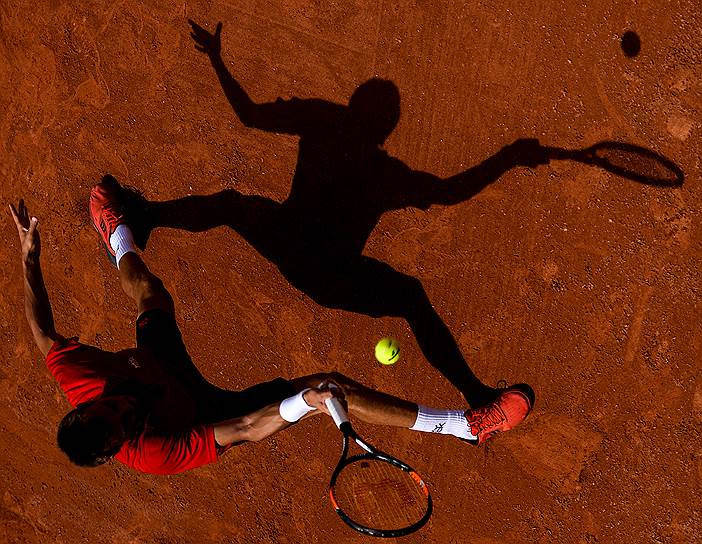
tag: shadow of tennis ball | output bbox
[621,30,641,57]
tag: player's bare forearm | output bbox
[213,403,291,447]
[22,255,58,355]
[213,388,332,447]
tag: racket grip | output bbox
[325,397,349,428]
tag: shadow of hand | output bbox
[188,19,222,58]
[505,138,550,168]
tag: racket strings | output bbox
[332,457,429,530]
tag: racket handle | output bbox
[325,397,349,428]
[541,146,575,160]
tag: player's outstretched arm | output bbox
[9,201,62,356]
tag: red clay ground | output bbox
[1,1,700,543]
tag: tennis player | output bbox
[10,179,531,475]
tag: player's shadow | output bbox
[131,25,555,407]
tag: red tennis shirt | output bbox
[46,337,219,474]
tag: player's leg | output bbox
[296,372,532,446]
[89,176,214,393]
[295,372,532,445]
[295,372,479,441]
[213,371,532,448]
[117,253,174,316]
[89,176,175,316]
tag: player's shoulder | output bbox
[46,336,118,373]
[46,336,85,362]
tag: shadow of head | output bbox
[348,78,401,146]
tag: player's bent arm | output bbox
[22,255,62,356]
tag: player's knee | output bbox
[137,276,174,315]
[141,275,168,297]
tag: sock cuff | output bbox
[110,225,137,268]
[410,405,473,440]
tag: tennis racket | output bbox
[324,397,432,537]
[542,141,684,187]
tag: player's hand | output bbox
[189,20,222,58]
[9,200,40,264]
[505,138,550,167]
[303,381,346,415]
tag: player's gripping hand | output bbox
[188,20,222,58]
[303,381,347,416]
[9,200,40,264]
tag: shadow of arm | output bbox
[207,54,338,135]
[403,139,548,207]
[208,55,262,129]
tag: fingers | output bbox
[9,201,29,234]
[188,19,204,33]
[318,379,345,399]
[9,202,19,223]
[215,22,222,37]
[27,216,38,237]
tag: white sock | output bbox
[109,224,137,268]
[410,405,477,442]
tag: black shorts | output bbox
[136,309,295,424]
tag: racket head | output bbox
[329,449,432,537]
[543,142,684,187]
[584,142,683,186]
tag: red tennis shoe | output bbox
[89,175,128,266]
[465,388,533,445]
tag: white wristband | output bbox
[279,388,314,422]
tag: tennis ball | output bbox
[375,337,400,365]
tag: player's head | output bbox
[348,78,400,146]
[57,395,141,467]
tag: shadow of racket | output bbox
[542,141,684,187]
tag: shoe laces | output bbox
[467,403,506,434]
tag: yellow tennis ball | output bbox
[375,337,400,365]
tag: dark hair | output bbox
[56,402,123,467]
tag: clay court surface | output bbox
[1,0,700,542]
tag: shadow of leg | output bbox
[404,292,498,407]
[288,254,497,407]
